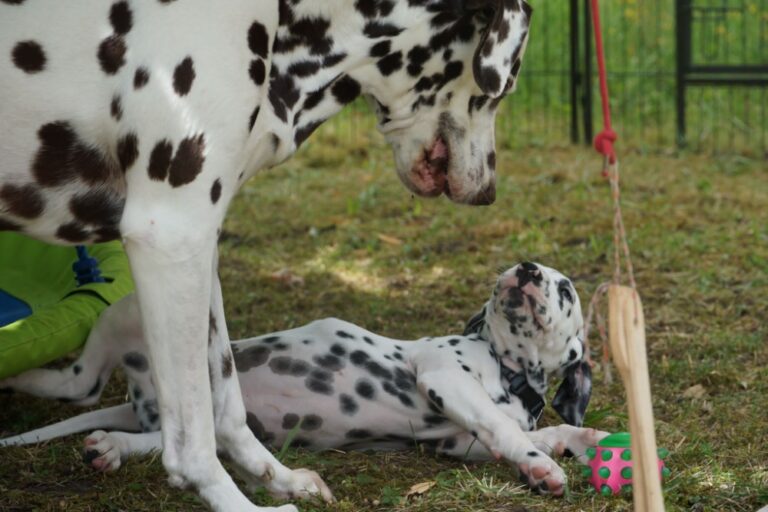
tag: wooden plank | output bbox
[608,285,665,512]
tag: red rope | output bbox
[590,0,617,165]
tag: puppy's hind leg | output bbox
[0,403,140,447]
[83,429,163,472]
[0,295,144,406]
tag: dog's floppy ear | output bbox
[552,360,592,427]
[463,306,487,336]
[471,0,532,98]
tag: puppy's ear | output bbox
[463,306,486,335]
[552,360,592,427]
[472,0,533,97]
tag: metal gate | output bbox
[498,0,768,155]
[675,0,768,147]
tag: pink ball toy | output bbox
[582,432,670,496]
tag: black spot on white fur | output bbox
[12,40,46,73]
[355,378,375,400]
[339,393,358,415]
[234,345,271,371]
[173,57,195,96]
[123,352,148,372]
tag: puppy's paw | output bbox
[553,427,611,464]
[517,449,566,496]
[83,430,122,472]
[268,468,334,503]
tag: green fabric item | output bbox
[0,233,134,379]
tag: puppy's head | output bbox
[468,262,591,426]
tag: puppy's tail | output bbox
[0,403,139,446]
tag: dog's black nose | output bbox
[516,262,542,287]
[467,182,496,205]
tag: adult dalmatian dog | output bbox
[1,0,533,509]
[2,262,604,497]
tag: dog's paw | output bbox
[553,427,610,464]
[83,431,121,472]
[268,468,334,503]
[517,449,566,496]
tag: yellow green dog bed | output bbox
[0,233,134,380]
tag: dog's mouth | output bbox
[410,136,451,198]
[401,133,496,205]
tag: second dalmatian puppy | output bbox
[1,262,606,496]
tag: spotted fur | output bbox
[1,1,532,509]
[1,263,604,496]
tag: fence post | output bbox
[582,0,594,146]
[675,0,691,148]
[570,0,581,144]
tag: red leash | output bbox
[590,0,617,166]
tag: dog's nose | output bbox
[466,182,496,205]
[516,262,542,287]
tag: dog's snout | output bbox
[518,262,540,277]
[466,181,496,205]
[516,262,542,287]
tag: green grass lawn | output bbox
[1,129,766,511]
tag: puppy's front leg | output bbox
[527,425,609,464]
[417,370,566,495]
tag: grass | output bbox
[1,127,767,511]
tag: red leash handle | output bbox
[590,0,617,164]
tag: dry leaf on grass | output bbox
[682,384,706,399]
[377,233,403,246]
[405,481,436,499]
[269,268,305,287]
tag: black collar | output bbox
[500,365,545,422]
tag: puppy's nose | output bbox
[516,262,542,287]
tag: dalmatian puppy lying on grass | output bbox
[2,262,605,496]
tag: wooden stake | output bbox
[608,285,665,512]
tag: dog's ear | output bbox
[463,306,486,336]
[471,0,532,98]
[552,360,592,427]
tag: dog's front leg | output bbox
[417,369,566,495]
[206,256,333,503]
[122,211,294,512]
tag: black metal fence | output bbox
[321,0,768,157]
[506,0,768,156]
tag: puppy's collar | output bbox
[503,367,545,422]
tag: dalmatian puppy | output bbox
[0,1,533,508]
[2,263,605,496]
